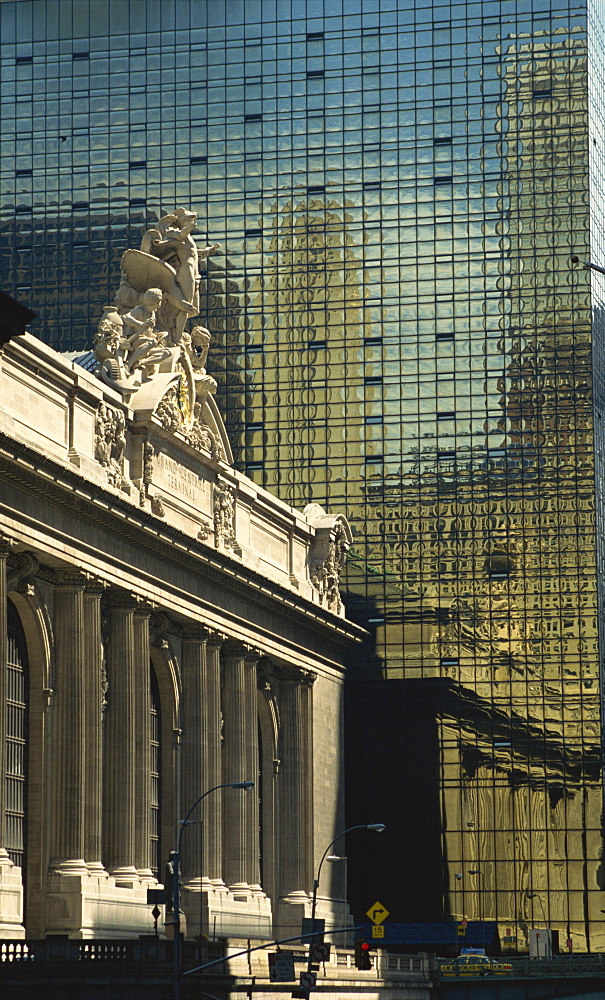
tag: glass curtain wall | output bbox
[1,0,603,952]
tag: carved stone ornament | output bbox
[7,551,40,595]
[136,436,164,516]
[303,503,353,615]
[213,480,236,549]
[94,402,128,489]
[91,209,233,464]
[197,519,213,543]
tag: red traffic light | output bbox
[354,939,372,970]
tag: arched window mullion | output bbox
[6,601,28,871]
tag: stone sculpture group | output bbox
[89,209,350,607]
[93,207,219,402]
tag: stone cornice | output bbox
[0,432,366,650]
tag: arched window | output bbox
[6,601,28,870]
[150,666,161,878]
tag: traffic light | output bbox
[354,939,372,970]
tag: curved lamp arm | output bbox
[177,780,254,857]
[311,823,385,922]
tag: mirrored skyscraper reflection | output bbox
[1,0,604,953]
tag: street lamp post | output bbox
[306,823,385,979]
[172,780,254,1000]
[526,892,551,958]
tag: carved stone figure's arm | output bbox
[198,242,220,261]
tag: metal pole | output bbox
[172,780,254,1000]
[173,849,181,1000]
[306,824,384,979]
[184,923,368,978]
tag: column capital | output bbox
[84,579,108,599]
[182,625,211,644]
[206,630,225,650]
[222,639,250,660]
[276,665,317,686]
[54,567,91,590]
[133,598,155,619]
[104,588,139,610]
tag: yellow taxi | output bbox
[439,950,513,977]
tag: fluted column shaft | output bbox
[278,670,315,897]
[50,573,88,873]
[103,596,138,880]
[134,605,153,880]
[205,634,224,882]
[244,651,261,890]
[222,643,259,889]
[180,628,209,885]
[82,584,105,874]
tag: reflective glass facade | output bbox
[1,0,604,953]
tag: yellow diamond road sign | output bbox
[366,901,390,925]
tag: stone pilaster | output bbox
[83,583,106,875]
[180,626,210,887]
[49,570,88,874]
[205,632,224,885]
[134,603,153,881]
[103,593,138,883]
[244,649,262,892]
[278,669,315,900]
[221,642,259,890]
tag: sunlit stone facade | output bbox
[0,325,362,942]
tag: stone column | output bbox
[134,603,153,881]
[82,582,105,875]
[180,627,210,887]
[221,642,259,891]
[49,571,88,874]
[244,649,262,892]
[205,632,224,885]
[103,593,138,882]
[278,669,315,900]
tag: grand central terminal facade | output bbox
[0,218,365,948]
